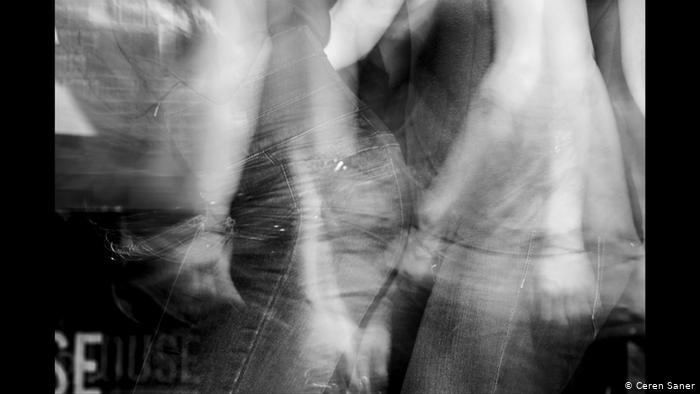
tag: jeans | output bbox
[56,5,412,392]
[183,26,414,394]
[397,221,643,394]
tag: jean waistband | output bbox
[418,219,644,260]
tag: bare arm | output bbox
[190,0,270,223]
[618,0,645,115]
[417,0,607,324]
[324,0,404,69]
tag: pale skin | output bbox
[55,0,268,306]
[59,2,398,390]
[151,2,390,389]
[320,0,638,387]
[417,0,613,325]
[618,0,645,115]
[130,0,636,387]
[191,0,270,222]
[324,0,405,70]
[187,2,402,391]
[323,0,611,385]
[161,0,271,307]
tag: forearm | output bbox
[325,0,404,69]
[196,111,254,221]
[420,0,596,240]
[618,0,645,115]
[491,0,545,67]
[490,0,595,93]
[193,0,270,221]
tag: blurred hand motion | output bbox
[55,0,644,393]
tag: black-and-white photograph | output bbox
[54,0,647,393]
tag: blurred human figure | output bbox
[391,0,645,393]
[55,0,414,393]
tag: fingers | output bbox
[350,361,371,394]
[537,294,551,323]
[348,338,372,393]
[369,348,389,393]
[538,294,565,325]
[212,245,245,306]
[536,284,595,326]
[343,325,390,393]
[533,250,597,325]
[564,291,593,323]
[552,297,568,326]
[168,234,245,307]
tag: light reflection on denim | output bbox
[56,1,415,391]
[390,1,644,392]
[188,26,414,394]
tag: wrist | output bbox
[194,195,234,233]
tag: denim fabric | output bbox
[397,98,643,393]
[397,136,643,393]
[56,4,412,392]
[402,0,493,189]
[399,231,642,394]
[389,0,645,391]
[187,26,414,394]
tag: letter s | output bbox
[55,331,68,394]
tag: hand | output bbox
[167,229,243,307]
[347,324,390,393]
[114,215,243,325]
[399,227,442,288]
[533,251,595,325]
[306,313,390,393]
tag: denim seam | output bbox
[385,145,410,274]
[162,52,328,114]
[246,52,327,85]
[358,110,392,135]
[346,146,409,328]
[441,237,536,258]
[244,25,331,83]
[261,111,358,156]
[443,231,588,258]
[325,146,410,389]
[254,81,340,120]
[229,153,301,394]
[491,233,534,394]
[256,118,398,166]
[346,143,400,158]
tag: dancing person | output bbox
[56,0,414,392]
[395,0,645,392]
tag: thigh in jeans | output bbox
[401,234,642,394]
[269,111,413,392]
[401,239,536,394]
[194,24,414,393]
[193,152,308,394]
[194,108,413,394]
